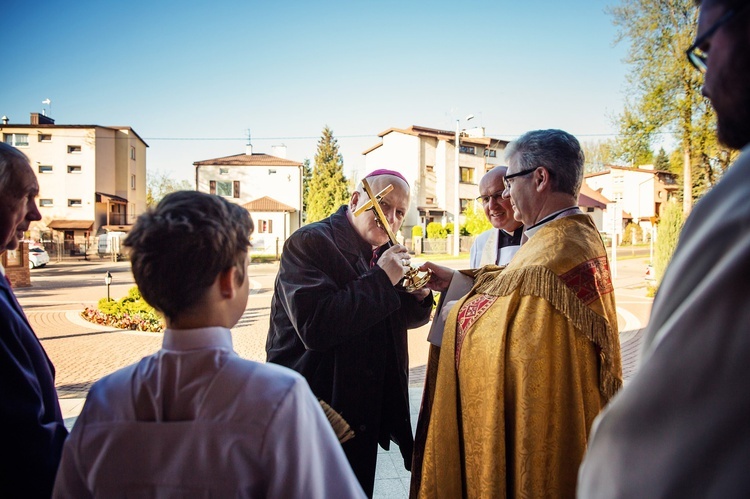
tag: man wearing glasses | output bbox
[412,129,622,497]
[579,1,750,496]
[469,166,524,268]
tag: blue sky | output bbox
[2,0,629,184]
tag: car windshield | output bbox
[30,248,45,253]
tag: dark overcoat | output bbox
[266,206,432,495]
[1,274,68,498]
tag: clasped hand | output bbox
[377,244,411,286]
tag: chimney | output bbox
[246,144,253,156]
[1,116,8,125]
[30,113,55,125]
[271,144,287,158]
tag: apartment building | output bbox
[1,112,148,255]
[362,125,508,235]
[193,144,303,252]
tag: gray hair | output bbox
[504,129,584,197]
[0,142,31,201]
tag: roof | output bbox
[47,220,94,230]
[242,196,297,212]
[95,192,128,203]
[578,183,611,209]
[0,123,149,147]
[193,153,303,167]
[363,125,509,155]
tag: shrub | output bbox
[621,222,644,245]
[462,203,492,236]
[411,225,424,238]
[81,286,164,332]
[426,222,448,239]
[654,201,685,286]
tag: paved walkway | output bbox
[19,259,650,498]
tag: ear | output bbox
[350,190,361,210]
[534,167,552,193]
[217,267,237,300]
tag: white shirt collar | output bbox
[523,206,582,242]
[161,326,234,352]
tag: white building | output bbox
[1,112,147,255]
[362,125,508,235]
[193,145,303,253]
[585,165,678,239]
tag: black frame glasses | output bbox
[686,5,747,73]
[503,168,537,190]
[476,190,504,204]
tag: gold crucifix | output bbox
[353,178,431,292]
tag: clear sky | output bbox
[2,0,629,184]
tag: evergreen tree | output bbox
[654,148,671,172]
[654,201,685,286]
[305,126,349,223]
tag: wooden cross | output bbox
[353,179,397,244]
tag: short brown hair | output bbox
[124,191,253,320]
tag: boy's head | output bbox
[124,191,253,321]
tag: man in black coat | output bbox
[266,169,433,496]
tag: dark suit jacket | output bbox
[0,274,67,498]
[266,206,432,494]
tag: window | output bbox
[130,146,136,160]
[483,149,497,158]
[268,169,277,174]
[425,196,435,204]
[216,181,233,197]
[219,167,229,175]
[425,165,434,173]
[39,199,53,207]
[68,145,81,154]
[460,198,471,212]
[38,165,53,174]
[459,145,475,155]
[38,134,52,142]
[68,199,82,207]
[4,133,29,147]
[67,165,81,173]
[460,167,474,184]
[131,174,136,190]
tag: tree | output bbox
[462,202,492,236]
[654,148,671,172]
[146,170,193,207]
[305,126,349,223]
[301,158,312,223]
[608,0,733,213]
[582,139,618,173]
[654,201,684,285]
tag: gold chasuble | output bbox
[418,214,621,499]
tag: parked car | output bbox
[29,247,50,269]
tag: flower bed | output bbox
[80,286,164,333]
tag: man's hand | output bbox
[407,286,431,301]
[418,261,455,293]
[377,244,410,285]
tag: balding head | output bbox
[348,171,410,248]
[478,166,521,232]
[0,143,41,253]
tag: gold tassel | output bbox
[473,265,623,400]
[319,399,355,444]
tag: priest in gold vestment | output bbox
[414,130,622,498]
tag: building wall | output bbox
[2,123,147,245]
[196,163,302,211]
[249,211,290,255]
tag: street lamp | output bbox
[105,271,113,302]
[453,114,474,256]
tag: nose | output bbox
[28,199,42,222]
[502,186,511,199]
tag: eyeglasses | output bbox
[476,190,505,204]
[503,168,536,190]
[686,5,747,73]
